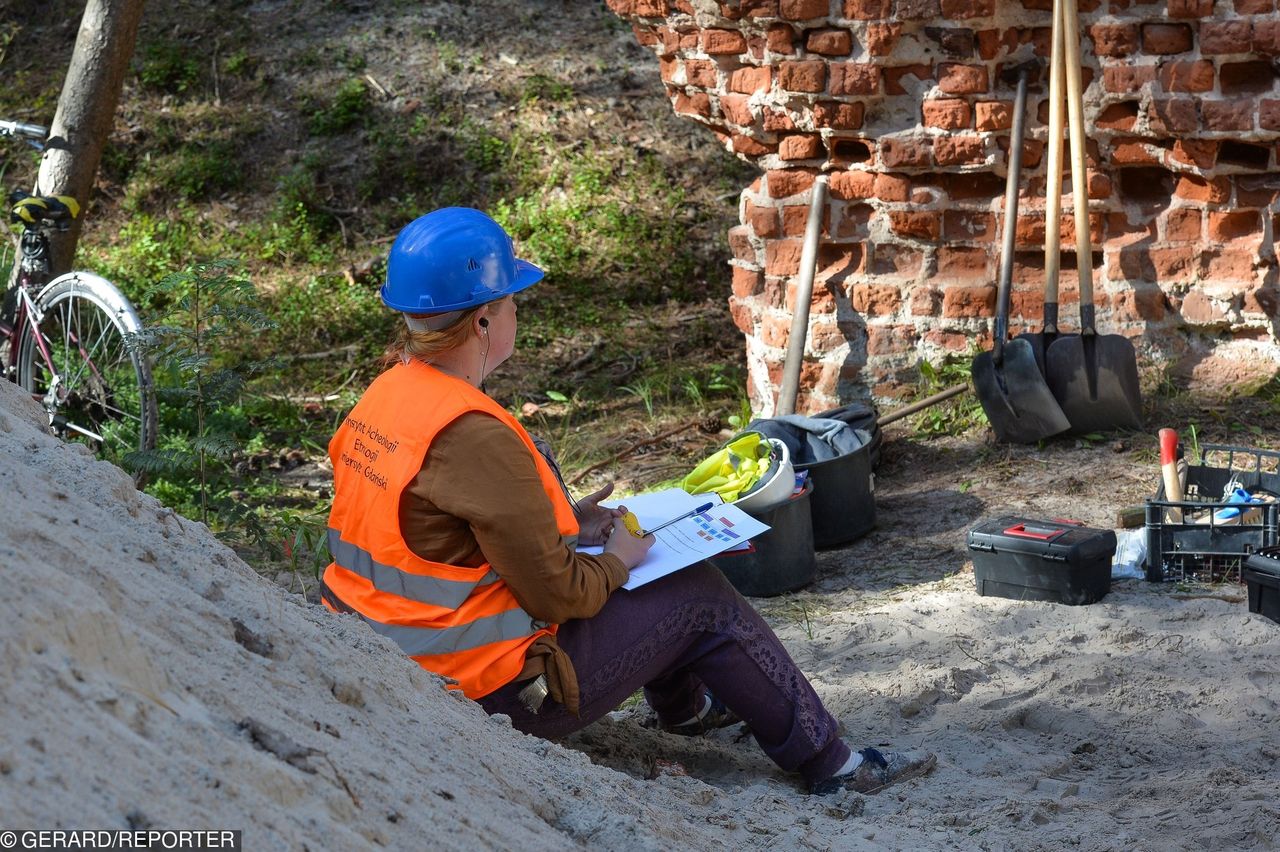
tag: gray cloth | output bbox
[748,416,871,466]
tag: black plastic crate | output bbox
[1145,443,1280,583]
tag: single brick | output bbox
[851,283,904,315]
[763,109,797,131]
[888,210,942,240]
[767,24,797,54]
[780,0,831,17]
[766,168,819,198]
[875,172,912,201]
[703,29,748,54]
[868,243,924,276]
[1202,99,1256,131]
[1201,249,1258,282]
[733,134,775,156]
[749,201,783,237]
[779,134,823,159]
[867,324,919,355]
[1175,175,1232,204]
[1096,102,1140,131]
[936,246,990,279]
[1236,0,1274,11]
[1200,21,1253,55]
[685,59,718,88]
[937,62,989,94]
[1164,208,1202,242]
[781,204,823,236]
[1256,20,1280,55]
[814,101,866,128]
[843,0,891,17]
[1142,23,1194,54]
[829,62,880,94]
[865,22,903,55]
[1091,23,1139,57]
[731,265,764,298]
[941,0,994,18]
[1111,138,1161,164]
[1158,60,1214,93]
[922,98,973,129]
[1104,64,1157,93]
[934,135,987,165]
[1263,99,1280,130]
[765,239,805,275]
[673,91,712,117]
[728,65,773,93]
[1167,0,1214,15]
[1148,98,1199,133]
[1110,284,1167,321]
[1169,139,1219,169]
[974,100,1012,130]
[1209,210,1261,242]
[942,284,997,316]
[880,137,933,167]
[1220,61,1277,96]
[805,28,853,55]
[720,93,754,125]
[828,170,876,199]
[779,60,826,92]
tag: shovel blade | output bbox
[1045,333,1143,434]
[972,338,1072,443]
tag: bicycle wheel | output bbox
[16,271,158,463]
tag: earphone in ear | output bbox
[478,317,489,328]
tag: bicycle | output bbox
[1,117,157,462]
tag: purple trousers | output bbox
[479,561,850,784]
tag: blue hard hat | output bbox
[381,208,544,313]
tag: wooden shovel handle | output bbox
[1061,0,1096,332]
[1044,0,1066,316]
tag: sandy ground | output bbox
[4,378,1278,850]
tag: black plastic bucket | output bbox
[709,481,816,597]
[795,440,875,548]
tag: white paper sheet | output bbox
[578,488,771,590]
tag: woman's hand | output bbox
[574,482,625,546]
[603,513,654,570]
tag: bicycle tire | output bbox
[16,271,158,463]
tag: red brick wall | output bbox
[607,0,1280,412]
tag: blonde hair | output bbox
[381,305,485,368]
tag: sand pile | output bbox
[3,375,1278,850]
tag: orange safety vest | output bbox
[321,359,577,699]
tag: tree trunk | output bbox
[37,0,146,276]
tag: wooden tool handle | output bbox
[1061,0,1095,328]
[1044,0,1066,315]
[1159,428,1184,523]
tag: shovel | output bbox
[1044,0,1143,433]
[1016,0,1070,375]
[971,62,1071,444]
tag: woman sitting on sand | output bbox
[321,207,936,795]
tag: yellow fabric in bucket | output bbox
[681,431,770,503]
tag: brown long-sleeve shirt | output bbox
[399,411,628,713]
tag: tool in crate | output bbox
[1145,438,1280,583]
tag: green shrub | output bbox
[310,78,370,135]
[138,40,202,94]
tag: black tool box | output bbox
[967,517,1116,605]
[1243,549,1280,625]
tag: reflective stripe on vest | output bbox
[327,527,499,609]
[345,604,540,657]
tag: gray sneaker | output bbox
[809,747,937,795]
